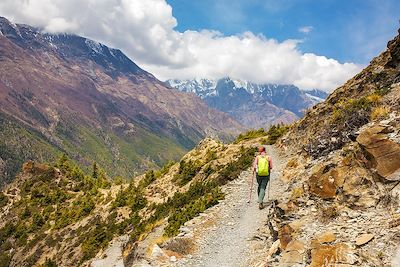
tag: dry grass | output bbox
[319,205,339,223]
[370,106,390,120]
[162,238,196,255]
[366,93,382,105]
[286,158,299,168]
[290,187,304,200]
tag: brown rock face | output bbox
[310,243,354,267]
[309,165,341,199]
[357,125,400,181]
[279,224,293,250]
[280,250,303,264]
[312,231,336,246]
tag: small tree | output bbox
[92,162,98,179]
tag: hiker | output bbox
[252,146,272,209]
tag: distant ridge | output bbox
[167,77,328,128]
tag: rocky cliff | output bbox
[252,29,400,266]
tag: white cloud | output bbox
[298,26,313,34]
[0,0,362,92]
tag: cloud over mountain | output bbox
[0,0,362,92]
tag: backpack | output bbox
[257,155,269,176]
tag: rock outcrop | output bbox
[357,124,400,181]
[254,29,400,266]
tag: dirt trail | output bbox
[176,145,287,267]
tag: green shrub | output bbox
[217,146,256,185]
[0,192,8,208]
[157,160,175,177]
[40,258,57,267]
[205,149,217,161]
[21,206,32,219]
[139,170,156,189]
[234,128,266,143]
[375,86,391,96]
[203,164,214,178]
[265,124,289,144]
[0,223,15,245]
[0,252,11,267]
[112,189,127,208]
[111,183,147,213]
[70,166,84,181]
[80,218,116,262]
[114,176,126,185]
[173,160,202,186]
[31,213,45,231]
[331,94,378,124]
[164,186,223,237]
[129,181,223,241]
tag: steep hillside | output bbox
[251,30,400,266]
[0,17,242,184]
[167,77,328,128]
[0,129,282,266]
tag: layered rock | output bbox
[255,30,400,266]
[357,124,400,181]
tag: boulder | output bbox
[285,240,305,253]
[150,244,167,260]
[357,125,400,181]
[268,239,281,256]
[280,250,303,265]
[279,225,294,250]
[309,165,342,199]
[310,243,355,267]
[355,234,374,246]
[312,231,336,246]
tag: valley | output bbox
[0,9,399,267]
[0,16,242,185]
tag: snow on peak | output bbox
[167,78,328,104]
[85,39,105,55]
[166,78,218,98]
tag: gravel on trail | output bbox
[177,145,287,267]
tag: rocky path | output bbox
[176,145,287,267]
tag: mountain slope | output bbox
[247,30,400,266]
[0,132,263,266]
[166,78,328,128]
[0,17,242,184]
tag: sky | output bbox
[0,0,399,92]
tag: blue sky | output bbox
[167,0,400,64]
[1,0,398,91]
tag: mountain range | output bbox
[0,15,399,267]
[0,17,242,185]
[166,78,328,128]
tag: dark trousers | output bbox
[256,174,270,203]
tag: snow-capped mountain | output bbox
[0,16,242,184]
[166,77,329,128]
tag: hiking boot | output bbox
[258,203,264,210]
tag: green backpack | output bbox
[257,155,270,176]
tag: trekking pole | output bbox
[267,174,271,203]
[247,171,255,204]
